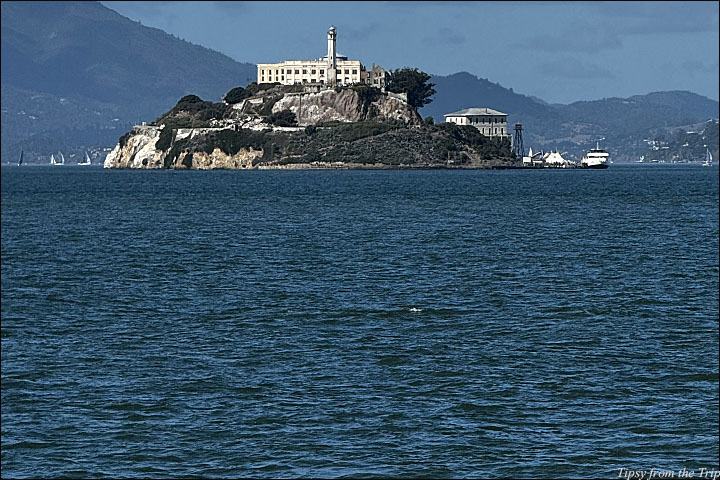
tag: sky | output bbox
[101,1,719,105]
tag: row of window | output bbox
[260,68,358,75]
[469,117,505,124]
[257,78,367,85]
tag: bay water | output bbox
[2,165,718,478]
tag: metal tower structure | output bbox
[513,123,524,159]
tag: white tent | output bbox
[543,150,572,167]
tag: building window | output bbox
[261,69,265,74]
[303,69,307,74]
[337,69,342,74]
[295,69,300,74]
[311,69,316,74]
[352,69,357,74]
[320,69,324,74]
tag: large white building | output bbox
[443,107,509,139]
[257,26,387,87]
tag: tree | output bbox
[224,86,247,104]
[386,67,436,109]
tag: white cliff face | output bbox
[271,89,420,125]
[175,148,262,169]
[103,124,264,169]
[104,126,165,169]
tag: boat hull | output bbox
[581,163,609,169]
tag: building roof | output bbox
[444,107,507,117]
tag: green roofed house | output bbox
[443,107,509,139]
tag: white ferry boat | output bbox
[580,143,609,169]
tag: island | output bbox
[104,80,517,170]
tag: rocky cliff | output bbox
[105,125,262,169]
[271,88,421,125]
[105,84,515,169]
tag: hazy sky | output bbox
[101,1,719,104]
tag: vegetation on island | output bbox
[125,76,514,169]
[266,110,297,127]
[387,67,436,109]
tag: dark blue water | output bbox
[2,165,718,478]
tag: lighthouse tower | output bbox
[327,26,337,85]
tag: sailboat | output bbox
[18,150,24,166]
[78,151,91,165]
[50,151,65,165]
[702,148,713,167]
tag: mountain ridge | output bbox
[423,71,718,161]
[1,0,256,160]
[2,1,717,163]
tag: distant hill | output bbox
[422,72,719,161]
[3,3,717,164]
[1,1,255,162]
[420,72,554,120]
[639,119,718,164]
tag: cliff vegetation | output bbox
[105,81,515,169]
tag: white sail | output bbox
[702,148,713,166]
[79,151,92,165]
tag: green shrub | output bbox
[118,131,132,148]
[224,86,248,104]
[333,121,395,142]
[205,128,271,156]
[154,116,194,151]
[156,95,229,124]
[155,126,174,151]
[164,137,190,166]
[256,95,282,117]
[266,110,297,127]
[352,85,382,115]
